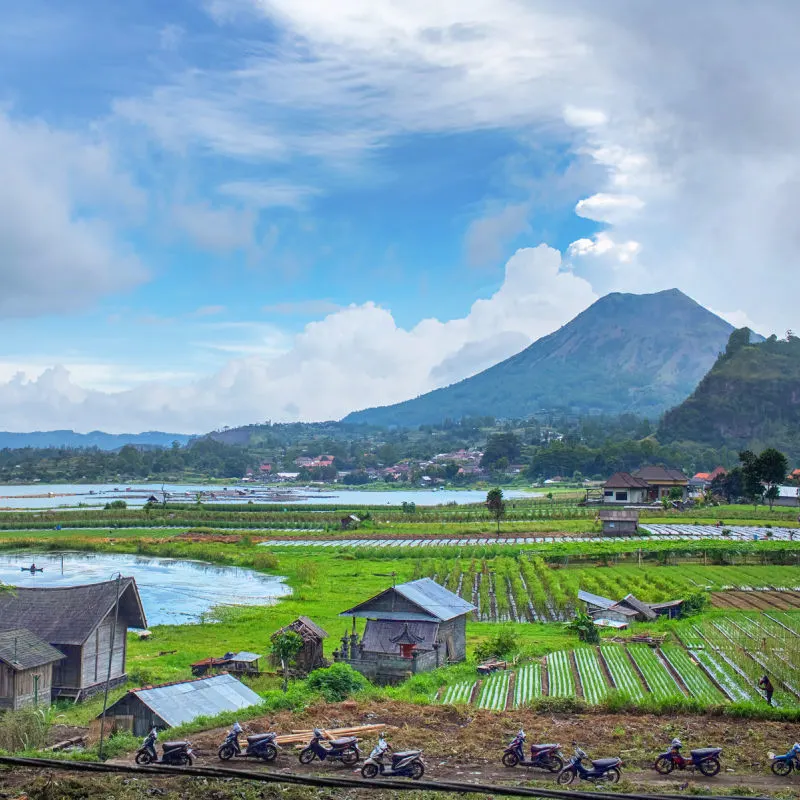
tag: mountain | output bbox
[658,329,800,456]
[0,430,193,451]
[344,289,736,427]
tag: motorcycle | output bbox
[361,735,425,780]
[502,729,563,772]
[770,743,800,776]
[654,739,722,777]
[218,722,279,762]
[135,727,194,766]
[557,744,622,785]
[298,728,360,766]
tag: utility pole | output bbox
[98,573,122,760]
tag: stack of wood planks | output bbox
[275,724,391,746]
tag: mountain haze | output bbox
[0,430,193,450]
[344,289,735,427]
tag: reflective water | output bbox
[0,551,289,626]
[0,483,535,509]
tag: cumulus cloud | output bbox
[0,245,596,432]
[0,112,147,316]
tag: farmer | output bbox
[758,674,774,706]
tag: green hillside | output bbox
[659,330,800,458]
[344,289,734,427]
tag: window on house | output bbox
[603,490,613,497]
[615,491,628,501]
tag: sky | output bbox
[1,0,798,434]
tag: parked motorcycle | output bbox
[770,743,800,776]
[557,744,622,785]
[654,739,722,777]
[502,729,563,771]
[135,727,194,766]
[298,728,360,765]
[218,722,279,762]
[361,735,424,779]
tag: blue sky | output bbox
[0,0,797,432]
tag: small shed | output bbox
[611,594,657,622]
[340,514,361,530]
[578,590,615,614]
[101,673,262,736]
[271,616,328,675]
[598,508,639,535]
[223,652,262,674]
[649,599,684,619]
[0,628,64,710]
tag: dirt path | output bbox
[115,700,800,795]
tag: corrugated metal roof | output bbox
[229,652,261,662]
[394,578,475,622]
[124,674,261,728]
[0,628,64,670]
[577,590,615,609]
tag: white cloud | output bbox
[574,193,645,224]
[563,105,607,129]
[0,111,147,317]
[0,245,596,432]
[218,181,321,209]
[567,232,641,264]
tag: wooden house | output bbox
[101,674,262,737]
[579,589,683,624]
[0,578,146,702]
[0,628,64,710]
[632,466,689,500]
[598,508,639,535]
[271,616,328,675]
[335,578,474,685]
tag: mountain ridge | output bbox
[343,289,735,427]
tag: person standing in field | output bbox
[758,674,774,705]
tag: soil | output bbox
[712,591,800,611]
[5,701,800,798]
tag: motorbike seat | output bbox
[591,758,619,768]
[690,747,721,758]
[530,743,558,751]
[247,733,275,743]
[331,737,357,746]
[392,750,421,759]
[162,741,189,751]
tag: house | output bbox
[0,628,64,710]
[340,514,361,530]
[598,508,639,535]
[579,590,683,624]
[101,673,262,736]
[271,616,328,675]
[689,467,727,496]
[335,578,475,685]
[774,485,800,507]
[0,578,146,702]
[632,466,689,500]
[602,473,650,504]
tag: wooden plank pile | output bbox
[275,724,390,747]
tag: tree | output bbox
[739,450,764,508]
[481,433,520,470]
[759,447,789,492]
[486,488,505,533]
[765,484,781,510]
[271,631,303,692]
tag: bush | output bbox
[104,500,127,510]
[474,626,518,661]
[0,707,51,752]
[305,663,368,702]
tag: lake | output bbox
[0,483,535,509]
[0,551,289,626]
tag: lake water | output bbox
[0,483,535,509]
[0,551,289,626]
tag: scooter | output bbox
[654,739,722,777]
[135,727,194,766]
[361,735,425,780]
[298,728,360,766]
[218,722,279,762]
[502,729,563,771]
[770,743,800,776]
[557,744,622,785]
